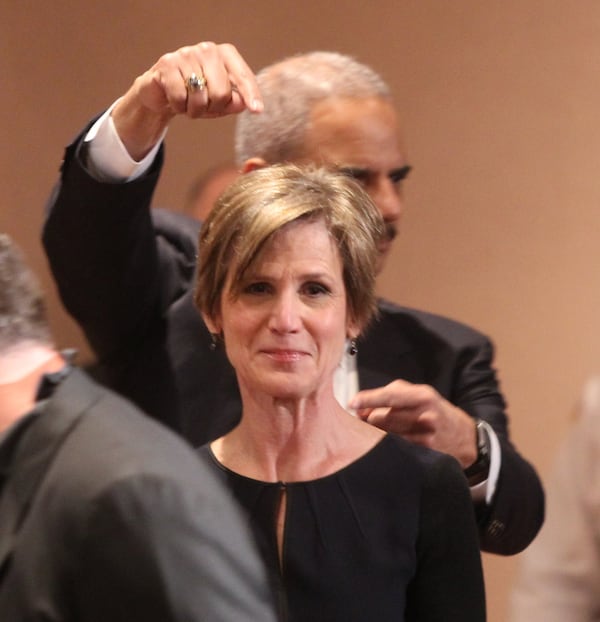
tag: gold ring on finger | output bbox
[186,72,207,93]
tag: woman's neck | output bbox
[211,388,385,483]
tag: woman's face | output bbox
[210,219,357,401]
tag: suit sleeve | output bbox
[405,453,487,622]
[42,121,193,363]
[452,334,545,555]
[372,305,545,556]
[76,471,277,622]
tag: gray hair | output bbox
[0,234,52,351]
[235,51,391,165]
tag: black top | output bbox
[199,434,486,622]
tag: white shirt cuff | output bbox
[83,99,166,182]
[470,420,501,504]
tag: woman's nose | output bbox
[268,292,301,333]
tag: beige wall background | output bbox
[2,1,600,619]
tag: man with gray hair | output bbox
[43,42,544,556]
[0,233,276,621]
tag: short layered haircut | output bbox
[194,164,385,333]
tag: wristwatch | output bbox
[464,419,491,486]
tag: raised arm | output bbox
[42,42,261,362]
[111,42,262,160]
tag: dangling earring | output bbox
[348,338,358,356]
[209,333,218,351]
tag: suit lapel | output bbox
[0,370,97,573]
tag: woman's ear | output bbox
[202,313,221,335]
[347,319,360,341]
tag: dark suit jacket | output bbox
[0,369,275,621]
[42,121,544,555]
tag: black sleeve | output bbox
[42,123,195,362]
[453,336,545,555]
[405,453,487,622]
[365,304,545,556]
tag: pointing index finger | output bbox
[348,379,415,410]
[218,43,263,112]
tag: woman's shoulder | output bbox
[364,434,467,489]
[379,433,457,466]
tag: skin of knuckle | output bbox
[180,47,198,64]
[419,385,441,409]
[160,51,175,64]
[154,56,173,74]
[424,409,439,427]
[199,41,216,53]
[219,42,237,54]
[133,73,147,90]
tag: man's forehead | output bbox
[300,96,407,169]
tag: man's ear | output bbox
[242,157,268,174]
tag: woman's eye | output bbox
[303,282,330,297]
[244,282,270,295]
